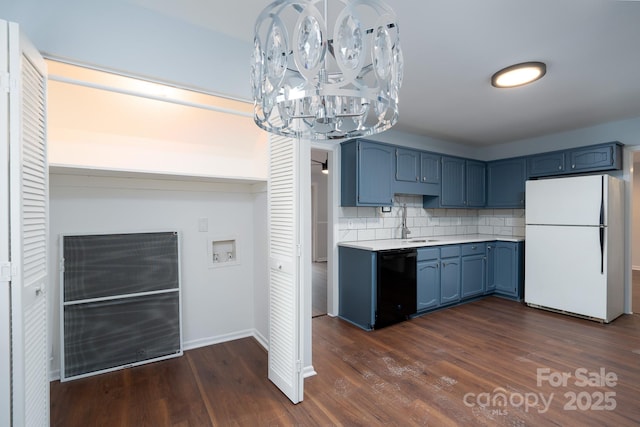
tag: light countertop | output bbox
[338,234,525,251]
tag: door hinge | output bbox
[0,262,13,283]
[296,244,302,257]
[296,360,302,373]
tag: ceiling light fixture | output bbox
[491,61,546,88]
[251,0,403,142]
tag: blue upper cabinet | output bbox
[527,151,566,177]
[393,149,440,196]
[341,139,394,206]
[527,142,622,178]
[568,143,621,173]
[466,160,486,207]
[420,152,441,186]
[440,156,466,206]
[395,148,420,183]
[424,157,484,208]
[486,158,526,208]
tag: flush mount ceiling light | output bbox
[251,0,404,142]
[491,61,547,88]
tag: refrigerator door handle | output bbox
[599,226,605,274]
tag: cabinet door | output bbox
[461,254,486,299]
[417,260,440,311]
[396,148,420,182]
[527,152,566,177]
[486,158,526,208]
[568,145,616,172]
[440,257,461,304]
[466,160,486,207]
[420,153,440,184]
[493,242,517,296]
[358,141,394,206]
[440,156,465,207]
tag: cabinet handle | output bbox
[416,176,419,182]
[487,246,492,250]
[471,245,477,250]
[558,165,562,170]
[572,164,576,169]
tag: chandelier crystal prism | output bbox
[251,0,403,142]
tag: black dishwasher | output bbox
[375,248,417,329]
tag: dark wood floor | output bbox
[51,297,640,426]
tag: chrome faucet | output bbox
[401,204,411,239]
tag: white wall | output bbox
[633,156,640,270]
[2,0,252,100]
[49,173,266,379]
[252,185,269,346]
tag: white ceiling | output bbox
[133,0,640,147]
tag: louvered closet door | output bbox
[8,21,49,427]
[268,133,304,404]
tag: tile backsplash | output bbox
[339,195,525,242]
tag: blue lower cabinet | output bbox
[417,247,441,312]
[339,240,524,330]
[338,246,376,330]
[439,245,461,305]
[490,241,524,300]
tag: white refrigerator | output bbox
[524,174,624,323]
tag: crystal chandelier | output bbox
[251,0,403,142]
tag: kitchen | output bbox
[3,0,640,425]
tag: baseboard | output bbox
[50,368,60,382]
[303,365,317,378]
[633,265,640,271]
[183,329,256,351]
[252,329,269,351]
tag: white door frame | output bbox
[0,19,12,427]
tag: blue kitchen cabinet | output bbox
[341,139,394,206]
[338,246,377,330]
[486,158,526,208]
[568,143,622,173]
[461,243,486,299]
[527,151,566,177]
[394,149,440,196]
[485,243,496,293]
[527,142,622,178]
[424,157,484,208]
[417,247,440,311]
[420,152,441,196]
[466,160,486,207]
[439,245,461,305]
[440,157,465,206]
[395,148,420,183]
[490,241,524,300]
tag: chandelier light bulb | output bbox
[252,0,403,142]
